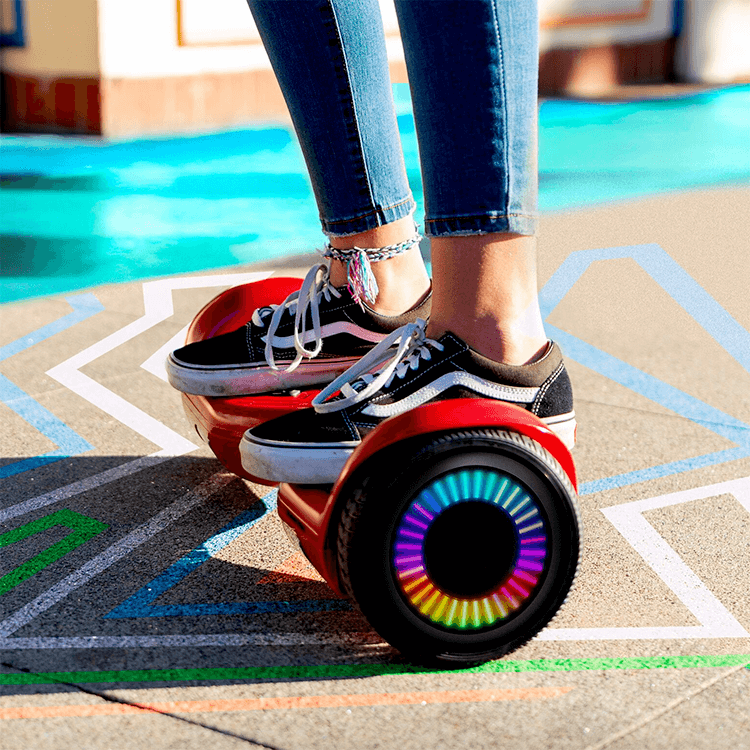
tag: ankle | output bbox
[367,247,431,315]
[328,250,430,316]
[326,218,430,316]
[328,215,416,253]
[427,318,548,366]
[426,233,547,363]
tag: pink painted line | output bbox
[0,687,574,719]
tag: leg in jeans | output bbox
[239,0,577,483]
[248,0,430,315]
[167,0,432,397]
[251,0,544,363]
[394,0,544,364]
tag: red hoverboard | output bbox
[180,278,581,665]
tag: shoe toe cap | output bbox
[171,327,249,368]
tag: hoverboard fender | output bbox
[277,399,577,596]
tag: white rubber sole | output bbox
[541,412,577,452]
[240,412,578,485]
[166,355,360,397]
[240,432,356,484]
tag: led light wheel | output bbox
[336,429,580,665]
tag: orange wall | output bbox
[1,0,99,76]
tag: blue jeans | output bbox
[247,0,538,237]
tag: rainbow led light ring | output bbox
[392,468,549,630]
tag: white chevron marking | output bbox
[45,272,271,455]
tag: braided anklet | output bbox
[322,224,423,307]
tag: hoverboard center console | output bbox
[179,278,581,665]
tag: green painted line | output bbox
[2,655,749,686]
[0,510,108,595]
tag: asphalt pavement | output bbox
[1,186,749,749]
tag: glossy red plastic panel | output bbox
[334,399,577,493]
[181,390,316,484]
[279,398,577,595]
[277,484,344,596]
[185,276,302,343]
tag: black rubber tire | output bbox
[336,429,581,666]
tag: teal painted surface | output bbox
[1,85,748,305]
[537,86,750,211]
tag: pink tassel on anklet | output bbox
[346,248,380,306]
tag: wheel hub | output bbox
[391,468,549,630]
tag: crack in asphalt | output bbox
[582,661,750,750]
[1,662,286,750]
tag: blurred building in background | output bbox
[1,0,748,138]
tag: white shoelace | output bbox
[252,263,341,372]
[312,320,443,414]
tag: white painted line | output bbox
[141,325,189,382]
[140,271,273,382]
[46,369,197,456]
[540,476,750,641]
[539,626,737,642]
[730,481,750,515]
[0,453,173,524]
[600,475,750,515]
[45,271,272,456]
[0,271,272,524]
[0,472,234,638]
[603,508,744,635]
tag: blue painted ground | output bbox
[1,84,748,305]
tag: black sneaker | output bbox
[239,321,576,484]
[166,263,431,396]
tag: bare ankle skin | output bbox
[327,216,431,316]
[426,233,548,365]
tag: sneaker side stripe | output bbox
[361,373,539,418]
[264,322,387,349]
[540,412,577,450]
